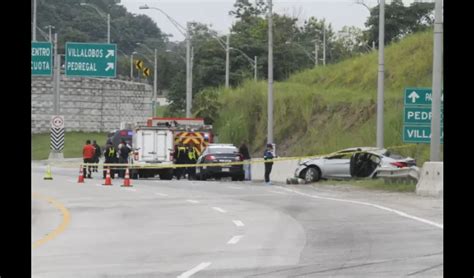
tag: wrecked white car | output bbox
[291,147,418,183]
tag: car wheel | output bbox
[305,167,321,183]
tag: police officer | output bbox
[263,143,275,185]
[174,141,187,180]
[186,142,199,180]
[103,140,117,179]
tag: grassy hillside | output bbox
[212,31,440,165]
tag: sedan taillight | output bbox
[390,162,408,168]
[205,155,216,161]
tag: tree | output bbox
[365,0,434,45]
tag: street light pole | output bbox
[107,13,111,44]
[130,52,135,80]
[254,56,257,81]
[139,5,192,117]
[45,25,55,43]
[315,42,319,67]
[225,33,230,88]
[80,3,110,43]
[153,48,157,117]
[33,0,37,41]
[323,24,326,66]
[430,0,443,161]
[267,0,274,145]
[376,0,385,148]
[186,22,192,117]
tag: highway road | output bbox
[32,163,443,277]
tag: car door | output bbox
[323,152,353,178]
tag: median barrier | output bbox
[416,162,443,198]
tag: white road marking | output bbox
[228,186,243,190]
[233,220,245,227]
[227,235,244,244]
[186,199,200,204]
[269,190,288,195]
[177,262,211,278]
[212,207,227,213]
[283,187,443,229]
[155,192,169,197]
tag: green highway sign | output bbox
[32,42,53,76]
[65,42,116,77]
[403,125,443,144]
[404,88,443,106]
[403,87,444,144]
[404,106,443,125]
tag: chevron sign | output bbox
[50,128,65,151]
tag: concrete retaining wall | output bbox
[32,76,153,133]
[416,162,443,198]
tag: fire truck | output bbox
[131,117,214,179]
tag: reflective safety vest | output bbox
[107,147,116,158]
[188,147,198,161]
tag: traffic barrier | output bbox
[77,165,84,183]
[103,168,113,186]
[121,168,132,187]
[416,162,443,198]
[43,165,53,180]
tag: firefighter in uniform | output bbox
[174,141,187,180]
[103,140,117,179]
[186,142,200,180]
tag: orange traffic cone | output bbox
[103,168,113,186]
[121,168,132,187]
[78,165,84,183]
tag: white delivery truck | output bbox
[131,126,174,180]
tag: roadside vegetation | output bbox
[205,30,440,166]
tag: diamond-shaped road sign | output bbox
[65,42,117,77]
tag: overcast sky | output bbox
[120,0,420,41]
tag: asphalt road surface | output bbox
[32,163,443,277]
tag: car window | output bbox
[209,147,238,153]
[326,153,352,159]
[369,154,381,164]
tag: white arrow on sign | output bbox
[408,91,420,103]
[105,50,115,58]
[105,63,114,71]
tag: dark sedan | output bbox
[195,144,245,181]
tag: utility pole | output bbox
[376,0,385,148]
[107,13,111,44]
[430,0,443,161]
[153,48,157,117]
[225,33,230,88]
[130,52,134,80]
[186,22,192,117]
[315,42,319,67]
[267,0,273,145]
[323,24,326,66]
[33,0,37,41]
[254,56,258,81]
